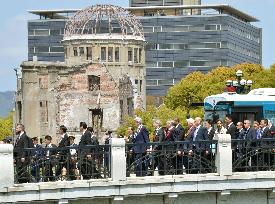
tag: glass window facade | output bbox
[27,11,262,97]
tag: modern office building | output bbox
[129,0,201,7]
[28,4,262,100]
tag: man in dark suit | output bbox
[44,135,57,182]
[260,119,272,169]
[14,123,31,183]
[132,117,150,177]
[225,114,237,139]
[31,137,43,182]
[153,119,165,175]
[260,119,271,138]
[243,120,256,140]
[56,125,70,178]
[204,119,215,140]
[174,118,185,141]
[173,118,185,174]
[78,122,92,179]
[242,120,257,169]
[188,117,209,173]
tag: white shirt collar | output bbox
[156,126,161,131]
[61,133,66,138]
[228,122,233,127]
[83,129,87,134]
[19,131,24,137]
[169,126,174,131]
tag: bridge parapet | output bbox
[1,135,275,203]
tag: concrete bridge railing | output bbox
[2,135,275,204]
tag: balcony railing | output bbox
[126,141,217,177]
[13,145,110,183]
[232,138,275,172]
[7,136,275,185]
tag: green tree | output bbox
[0,111,14,141]
[165,63,275,111]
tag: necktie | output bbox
[15,136,20,146]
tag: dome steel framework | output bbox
[64,4,144,39]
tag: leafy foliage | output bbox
[165,63,275,110]
[0,111,13,141]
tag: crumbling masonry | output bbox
[15,5,146,142]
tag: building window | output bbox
[143,26,153,33]
[73,47,78,56]
[159,44,173,50]
[88,75,100,91]
[190,61,206,66]
[146,62,157,67]
[139,80,142,93]
[17,101,22,123]
[108,47,113,62]
[87,47,92,60]
[34,29,49,36]
[128,48,133,62]
[50,29,60,36]
[159,61,173,68]
[28,29,34,36]
[115,47,120,62]
[79,47,84,56]
[101,47,106,61]
[89,108,103,130]
[40,101,48,123]
[64,47,68,59]
[139,48,142,63]
[134,48,138,63]
[174,60,189,67]
[29,47,35,54]
[120,100,124,121]
[145,43,157,50]
[127,98,133,116]
[50,46,64,53]
[36,46,49,53]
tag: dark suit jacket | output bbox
[92,136,99,145]
[244,127,256,140]
[189,126,209,151]
[226,123,237,139]
[164,127,176,142]
[154,127,165,143]
[154,127,165,150]
[207,127,215,140]
[58,133,69,148]
[14,132,29,159]
[79,130,92,155]
[175,124,185,141]
[261,127,271,138]
[132,125,149,154]
[45,144,57,157]
[192,126,209,141]
[79,130,92,147]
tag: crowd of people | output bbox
[124,115,275,176]
[7,114,275,183]
[13,122,108,183]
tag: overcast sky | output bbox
[0,0,274,92]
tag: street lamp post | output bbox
[226,70,253,94]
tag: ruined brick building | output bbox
[15,5,146,141]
